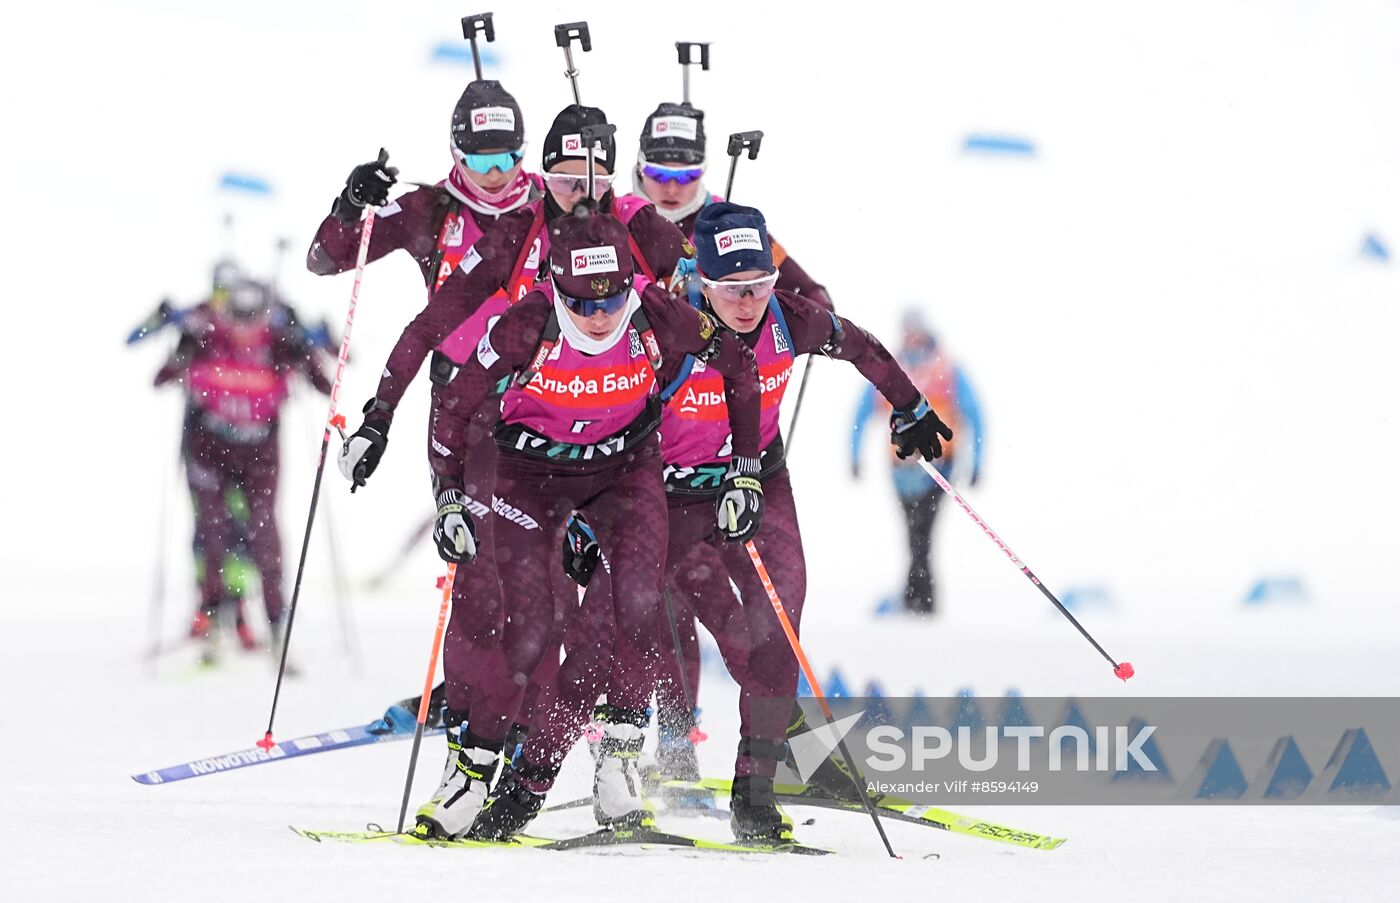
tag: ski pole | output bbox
[553,22,591,105]
[743,540,899,859]
[396,565,456,834]
[461,13,495,82]
[320,486,363,676]
[675,42,710,105]
[914,458,1135,681]
[724,131,763,200]
[257,152,385,751]
[660,590,706,744]
[143,436,181,670]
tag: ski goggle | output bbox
[555,282,631,317]
[542,172,614,199]
[641,162,706,185]
[700,271,781,301]
[457,148,526,175]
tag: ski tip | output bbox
[256,732,276,751]
[1113,662,1135,682]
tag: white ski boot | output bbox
[414,733,500,839]
[591,705,649,828]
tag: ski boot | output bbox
[656,708,718,815]
[591,704,650,829]
[367,682,449,735]
[189,608,213,640]
[467,758,557,841]
[233,600,260,650]
[730,774,796,844]
[414,731,501,839]
[502,721,530,764]
[267,622,301,677]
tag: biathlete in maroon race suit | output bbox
[335,106,695,831]
[406,209,761,842]
[154,279,332,655]
[307,80,539,728]
[563,101,833,775]
[581,202,953,844]
[627,101,831,307]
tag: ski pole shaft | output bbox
[397,564,456,834]
[461,13,495,82]
[914,459,1134,681]
[258,190,379,751]
[782,358,813,454]
[743,541,899,859]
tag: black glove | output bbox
[562,513,602,587]
[337,398,391,491]
[890,394,953,462]
[433,488,479,564]
[716,456,764,543]
[332,148,398,221]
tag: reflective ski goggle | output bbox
[457,147,526,175]
[641,162,706,185]
[556,283,631,317]
[542,172,614,199]
[700,271,780,301]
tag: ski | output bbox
[290,825,829,855]
[662,778,1067,851]
[131,722,443,785]
[290,826,553,849]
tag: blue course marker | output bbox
[1186,738,1248,800]
[963,134,1037,156]
[218,172,273,196]
[1254,735,1313,800]
[431,42,501,68]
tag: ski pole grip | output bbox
[461,12,495,42]
[676,41,710,69]
[727,130,764,160]
[554,21,591,52]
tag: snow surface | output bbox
[4,0,1400,900]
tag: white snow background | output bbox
[2,0,1399,900]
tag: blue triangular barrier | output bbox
[1254,735,1313,800]
[950,687,985,731]
[1185,739,1248,799]
[1361,233,1390,262]
[1054,699,1096,758]
[901,693,935,734]
[997,689,1036,732]
[860,681,894,728]
[795,669,812,698]
[1317,728,1391,798]
[1111,717,1172,782]
[824,668,850,699]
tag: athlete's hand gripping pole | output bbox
[257,165,382,751]
[915,459,1135,681]
[396,565,457,834]
[743,541,900,859]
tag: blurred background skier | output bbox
[850,308,983,615]
[152,266,332,661]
